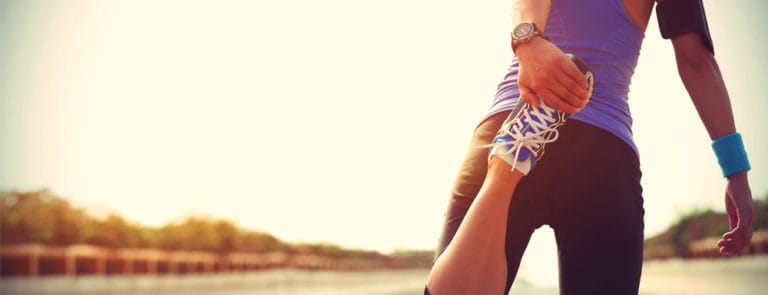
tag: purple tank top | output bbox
[483,0,644,155]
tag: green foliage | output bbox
[0,190,417,264]
[0,190,288,253]
[645,193,768,257]
[666,208,727,256]
[0,190,86,245]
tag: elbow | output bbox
[674,46,719,82]
[671,32,719,76]
[676,49,716,74]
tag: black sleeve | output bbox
[656,0,715,53]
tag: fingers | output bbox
[722,212,755,255]
[555,58,590,110]
[528,77,585,113]
[717,211,755,256]
[524,57,590,114]
[515,45,592,113]
[519,86,540,108]
[718,182,756,256]
[546,78,589,111]
[717,227,750,256]
[561,60,589,90]
[558,61,591,100]
[538,88,580,113]
[718,210,742,255]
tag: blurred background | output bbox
[1,0,767,294]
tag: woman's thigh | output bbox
[434,111,511,258]
[538,121,644,294]
[434,109,549,292]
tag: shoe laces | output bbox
[490,102,561,171]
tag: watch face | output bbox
[514,23,534,39]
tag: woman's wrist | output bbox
[712,132,751,178]
[514,36,550,60]
[726,171,748,183]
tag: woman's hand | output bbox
[717,172,755,256]
[515,37,591,113]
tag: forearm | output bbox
[673,33,736,140]
[511,0,588,113]
[512,0,552,30]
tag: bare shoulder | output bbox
[621,0,655,31]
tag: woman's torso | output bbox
[484,0,654,155]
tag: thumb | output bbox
[519,86,540,108]
[722,227,741,241]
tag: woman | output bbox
[425,0,755,294]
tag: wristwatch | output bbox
[511,22,546,53]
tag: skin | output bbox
[426,155,522,295]
[517,0,754,256]
[512,0,590,114]
[669,32,755,256]
[426,0,756,293]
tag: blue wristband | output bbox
[711,132,751,177]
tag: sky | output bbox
[1,0,767,287]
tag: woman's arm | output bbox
[512,0,590,114]
[672,33,734,139]
[671,32,755,256]
[511,0,551,30]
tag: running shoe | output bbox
[488,54,594,175]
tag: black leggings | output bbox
[429,114,644,295]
